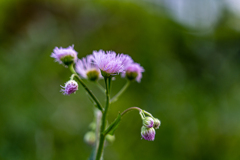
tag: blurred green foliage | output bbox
[1,0,240,160]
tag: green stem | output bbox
[69,64,103,112]
[95,77,111,160]
[103,107,142,136]
[110,81,130,103]
[121,107,142,117]
[142,110,154,118]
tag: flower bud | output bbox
[142,117,154,128]
[86,69,100,81]
[106,134,115,143]
[153,118,161,129]
[141,126,155,141]
[61,80,78,95]
[89,122,96,130]
[84,131,96,146]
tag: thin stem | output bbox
[142,110,154,118]
[121,107,142,117]
[103,107,143,136]
[95,77,111,160]
[69,64,103,112]
[110,81,130,103]
[94,109,102,158]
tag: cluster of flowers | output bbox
[51,45,144,95]
[51,45,161,141]
[140,111,161,141]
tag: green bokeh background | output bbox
[1,0,240,160]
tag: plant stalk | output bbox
[95,77,111,160]
[69,64,103,112]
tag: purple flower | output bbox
[141,126,156,141]
[122,63,144,82]
[75,55,102,81]
[143,117,154,128]
[51,45,78,66]
[119,54,134,69]
[61,80,78,95]
[92,50,124,76]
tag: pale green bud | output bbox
[153,118,161,129]
[84,131,96,146]
[106,134,115,143]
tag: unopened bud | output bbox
[153,118,161,129]
[142,117,154,128]
[141,126,155,141]
[84,131,96,146]
[61,80,78,95]
[89,122,96,130]
[106,134,115,143]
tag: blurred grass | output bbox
[1,0,240,160]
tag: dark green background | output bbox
[1,0,240,160]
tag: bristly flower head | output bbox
[119,54,134,69]
[143,117,154,128]
[51,45,78,66]
[61,80,78,95]
[92,50,124,77]
[141,126,156,141]
[122,63,144,82]
[75,55,102,81]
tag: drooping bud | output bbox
[141,126,155,141]
[61,80,78,95]
[51,45,78,66]
[84,131,96,146]
[106,134,115,143]
[153,118,161,129]
[142,117,154,128]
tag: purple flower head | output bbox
[51,45,78,66]
[119,54,134,69]
[61,80,78,95]
[75,55,102,81]
[141,126,156,141]
[143,117,154,128]
[122,63,144,82]
[92,50,124,77]
[153,118,161,129]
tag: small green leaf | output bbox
[103,113,121,135]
